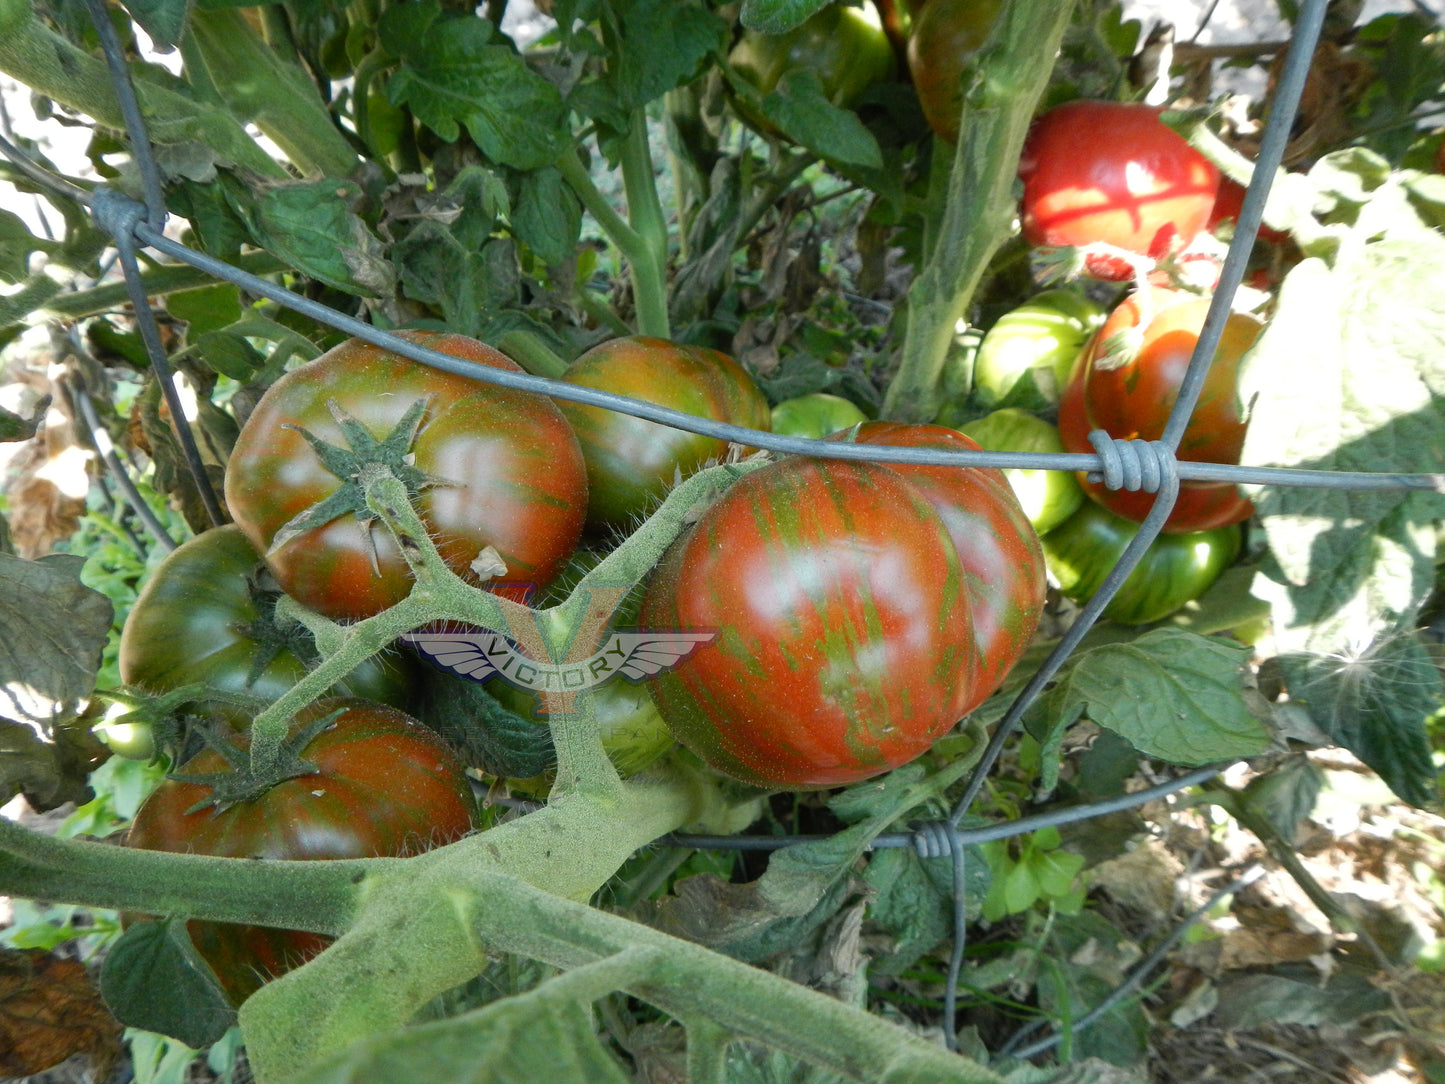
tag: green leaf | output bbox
[1240,753,1323,842]
[394,224,521,338]
[862,844,989,976]
[240,180,395,298]
[740,0,831,34]
[0,208,52,285]
[1276,633,1441,807]
[1040,629,1271,765]
[190,330,266,380]
[384,6,568,171]
[612,0,728,110]
[1238,242,1445,656]
[119,0,191,50]
[761,70,884,170]
[411,669,556,779]
[0,553,112,727]
[99,917,237,1048]
[166,282,242,338]
[510,167,582,267]
[1035,911,1149,1067]
[294,988,632,1084]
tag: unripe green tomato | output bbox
[959,409,1084,534]
[729,2,898,111]
[769,393,869,438]
[1042,499,1242,625]
[973,289,1108,411]
[490,679,675,778]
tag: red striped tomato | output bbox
[640,455,981,789]
[126,700,476,1003]
[840,422,1046,715]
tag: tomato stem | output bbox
[880,0,1077,422]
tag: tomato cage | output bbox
[0,0,1442,1074]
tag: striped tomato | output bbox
[840,423,1046,715]
[640,455,980,789]
[125,700,476,1003]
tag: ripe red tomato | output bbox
[906,0,1003,143]
[118,525,414,728]
[555,336,771,530]
[125,700,476,1003]
[1018,100,1221,280]
[1058,289,1261,532]
[838,422,1045,715]
[225,331,588,621]
[641,454,985,790]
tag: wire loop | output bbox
[90,186,149,245]
[1087,431,1178,494]
[910,821,960,860]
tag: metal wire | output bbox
[0,0,1411,1065]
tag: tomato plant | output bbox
[958,408,1085,534]
[125,699,476,1003]
[770,392,869,438]
[1058,288,1261,532]
[556,336,771,530]
[1041,498,1243,625]
[641,455,978,789]
[118,526,414,727]
[839,422,1046,714]
[907,0,1004,143]
[224,331,588,620]
[1018,100,1222,280]
[729,1,897,112]
[970,288,1108,410]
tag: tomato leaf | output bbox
[1034,911,1149,1066]
[612,0,729,111]
[287,981,631,1084]
[412,671,556,780]
[234,180,395,299]
[395,226,521,339]
[1039,629,1272,765]
[739,0,831,35]
[98,918,236,1049]
[0,553,111,728]
[117,0,190,50]
[382,5,568,171]
[1240,754,1324,843]
[0,208,52,286]
[1239,240,1445,657]
[761,70,884,170]
[1275,635,1441,808]
[511,168,582,268]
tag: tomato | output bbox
[225,331,588,621]
[769,393,869,438]
[839,422,1045,714]
[555,336,771,530]
[1208,177,1289,246]
[641,455,977,789]
[1041,499,1242,625]
[118,525,414,727]
[958,409,1084,534]
[1018,100,1221,281]
[729,2,897,115]
[1059,288,1260,533]
[971,288,1108,410]
[125,699,476,1003]
[907,0,1004,143]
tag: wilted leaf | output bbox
[1035,629,1272,766]
[98,918,236,1049]
[862,843,989,976]
[0,947,122,1077]
[1213,970,1391,1030]
[241,180,396,298]
[0,552,112,727]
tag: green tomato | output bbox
[1042,499,1243,625]
[729,2,898,112]
[769,393,868,439]
[959,409,1084,534]
[972,289,1107,410]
